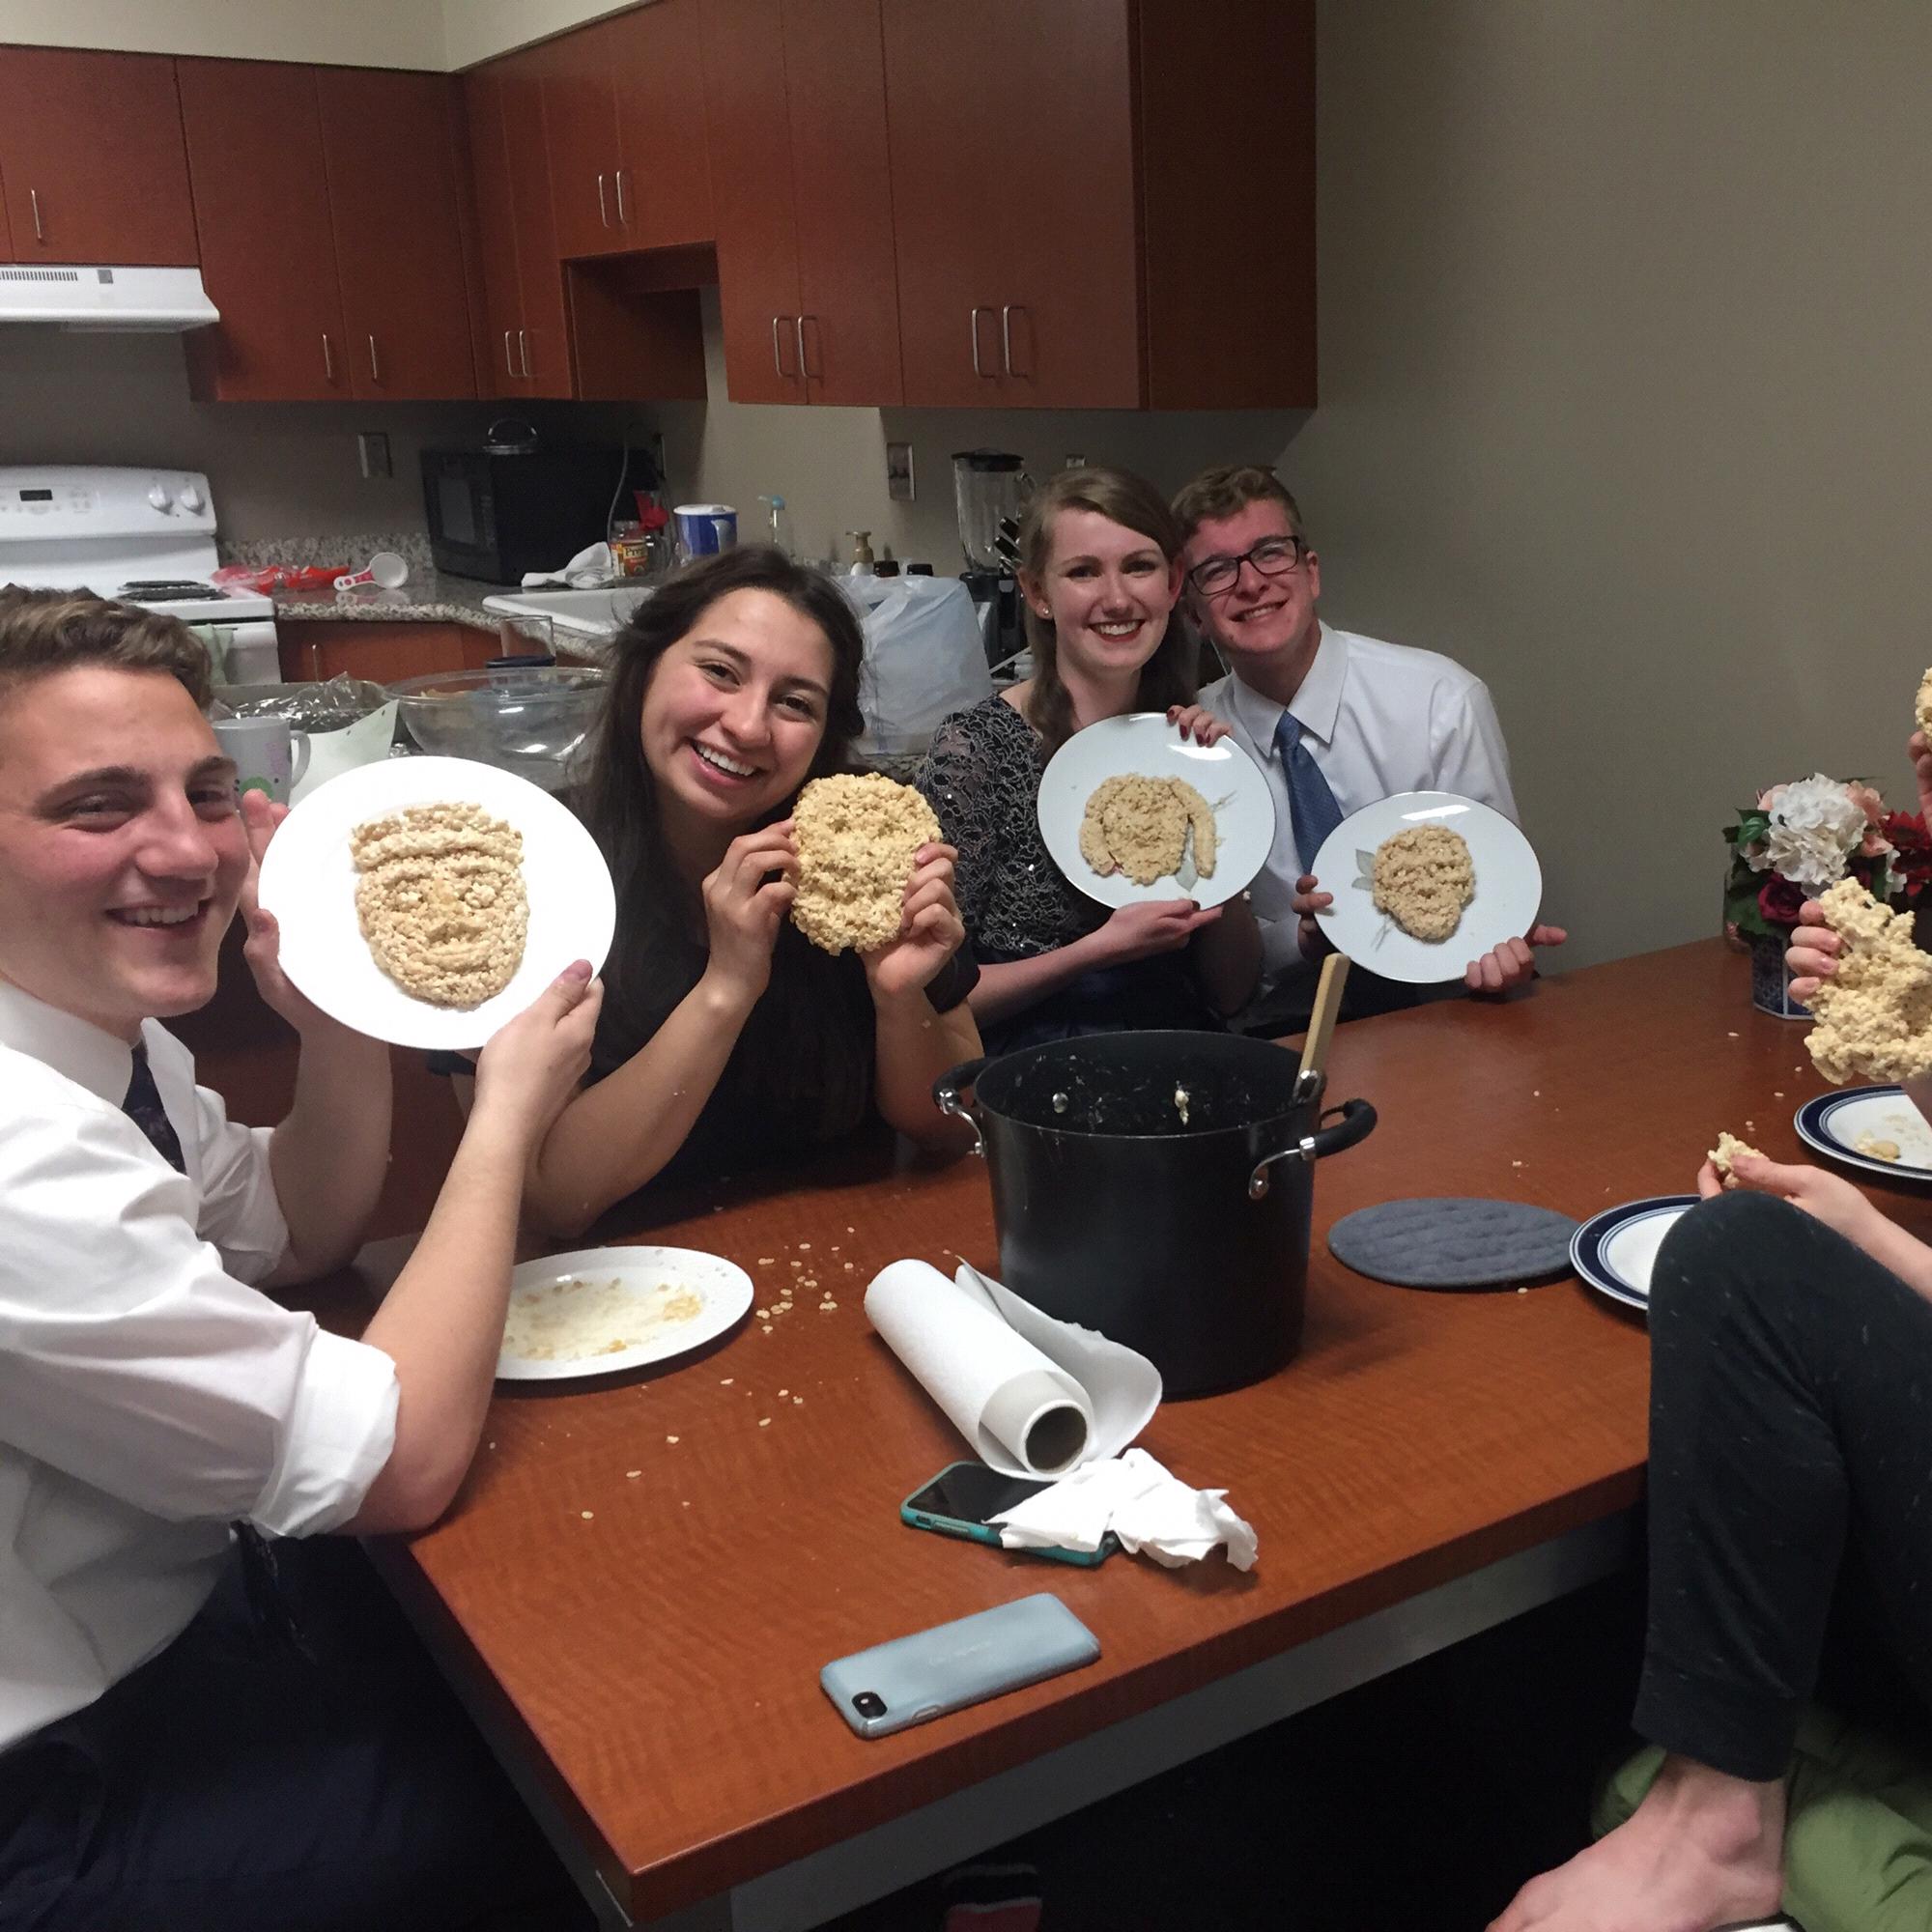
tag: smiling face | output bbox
[1022,506,1183,683]
[1182,498,1322,669]
[639,586,836,842]
[0,666,247,1039]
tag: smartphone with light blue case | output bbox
[820,1593,1101,1739]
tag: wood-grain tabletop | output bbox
[307,940,1932,1922]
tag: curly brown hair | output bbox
[0,586,213,712]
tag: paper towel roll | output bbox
[865,1261,1094,1476]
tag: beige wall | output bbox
[1279,0,1932,973]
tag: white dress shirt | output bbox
[1200,623,1520,977]
[0,980,399,1752]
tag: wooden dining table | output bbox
[304,938,1932,1931]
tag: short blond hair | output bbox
[1171,466,1309,548]
[0,586,213,712]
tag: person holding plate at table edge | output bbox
[0,588,603,1928]
[1174,465,1565,1030]
[516,547,980,1237]
[916,466,1261,1054]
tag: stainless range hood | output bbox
[0,264,218,331]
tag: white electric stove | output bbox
[0,464,280,684]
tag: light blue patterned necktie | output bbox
[1273,710,1345,874]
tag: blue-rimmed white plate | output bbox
[1795,1086,1932,1181]
[1569,1195,1699,1314]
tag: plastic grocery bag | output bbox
[842,576,992,760]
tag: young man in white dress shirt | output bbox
[1175,466,1565,1026]
[0,589,602,1929]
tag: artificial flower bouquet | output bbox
[1723,775,1902,938]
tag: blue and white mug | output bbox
[673,502,738,560]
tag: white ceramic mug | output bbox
[212,715,311,806]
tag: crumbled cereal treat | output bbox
[1078,775,1217,886]
[1708,1131,1765,1187]
[1806,878,1932,1084]
[1372,825,1475,943]
[791,774,941,954]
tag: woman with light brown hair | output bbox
[916,466,1260,1052]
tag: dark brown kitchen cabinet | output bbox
[542,0,712,261]
[0,46,197,266]
[181,59,475,403]
[882,0,1315,410]
[700,0,901,407]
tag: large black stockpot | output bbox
[934,1031,1375,1397]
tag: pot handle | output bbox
[932,1057,989,1160]
[1247,1097,1378,1201]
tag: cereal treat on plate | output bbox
[1804,877,1932,1083]
[1077,775,1216,887]
[791,773,941,954]
[1371,825,1475,942]
[1707,1130,1765,1188]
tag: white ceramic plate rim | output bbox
[1308,790,1544,983]
[497,1244,754,1382]
[1035,711,1278,910]
[257,753,616,1050]
[1795,1086,1932,1181]
[1569,1195,1697,1313]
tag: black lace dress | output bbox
[917,695,1220,1053]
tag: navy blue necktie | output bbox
[122,1041,306,1656]
[1273,711,1345,874]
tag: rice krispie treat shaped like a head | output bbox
[1077,774,1218,887]
[351,801,528,1009]
[1805,876,1932,1083]
[790,772,941,954]
[1708,1130,1765,1188]
[1371,825,1475,943]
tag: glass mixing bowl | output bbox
[387,665,609,792]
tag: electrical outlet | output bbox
[357,432,392,480]
[886,441,915,502]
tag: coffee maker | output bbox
[952,449,1030,673]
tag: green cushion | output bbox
[1596,1709,1932,1932]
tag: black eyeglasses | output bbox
[1186,535,1305,598]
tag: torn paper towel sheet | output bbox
[520,541,613,589]
[992,1448,1258,1571]
[865,1260,1161,1479]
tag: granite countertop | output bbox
[271,569,506,630]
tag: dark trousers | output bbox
[0,1541,591,1932]
[1634,1190,1932,1781]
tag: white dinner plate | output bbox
[257,754,616,1050]
[1795,1086,1932,1181]
[1569,1195,1698,1314]
[497,1245,754,1382]
[1036,711,1277,910]
[1309,791,1545,984]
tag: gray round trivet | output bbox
[1327,1197,1581,1290]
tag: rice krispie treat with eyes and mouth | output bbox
[1371,825,1475,943]
[1804,877,1932,1083]
[1708,1131,1766,1188]
[351,802,527,1008]
[1078,775,1218,886]
[790,773,941,954]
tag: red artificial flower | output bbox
[1757,876,1808,926]
[1883,810,1932,901]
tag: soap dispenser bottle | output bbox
[759,494,795,559]
[845,530,875,575]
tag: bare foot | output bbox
[1488,1755,1786,1931]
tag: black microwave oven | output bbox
[420,444,644,584]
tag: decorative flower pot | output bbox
[1750,931,1811,1019]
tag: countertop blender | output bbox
[952,449,1031,675]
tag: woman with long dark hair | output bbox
[524,548,980,1236]
[917,466,1260,1052]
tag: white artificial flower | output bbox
[1755,774,1866,890]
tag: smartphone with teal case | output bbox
[902,1462,1121,1568]
[821,1592,1101,1738]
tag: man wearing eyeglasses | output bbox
[1174,465,1564,1023]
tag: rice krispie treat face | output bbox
[1371,825,1475,943]
[790,773,940,954]
[351,802,528,1008]
[1078,775,1217,887]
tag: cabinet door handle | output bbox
[29,188,44,242]
[503,329,518,379]
[970,306,993,378]
[596,172,611,228]
[322,332,335,382]
[1001,303,1025,377]
[772,314,794,379]
[368,335,382,384]
[796,315,815,382]
[615,168,630,227]
[518,329,531,379]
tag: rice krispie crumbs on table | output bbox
[1078,774,1217,886]
[1371,825,1475,943]
[1805,877,1932,1083]
[1708,1131,1765,1187]
[790,773,940,954]
[352,801,527,1008]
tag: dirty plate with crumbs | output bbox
[497,1245,754,1382]
[1795,1086,1932,1182]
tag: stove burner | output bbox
[116,580,224,602]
